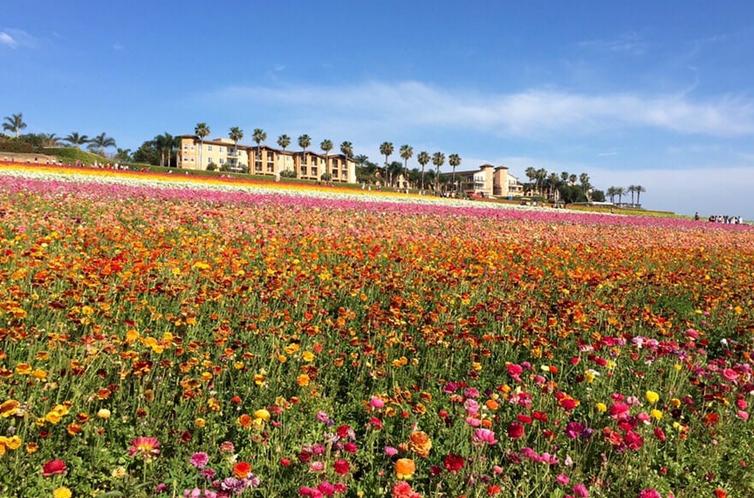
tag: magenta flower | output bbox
[190,452,209,469]
[473,428,497,445]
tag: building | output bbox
[446,164,524,198]
[176,135,357,183]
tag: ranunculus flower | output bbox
[443,453,464,472]
[190,452,209,468]
[474,428,498,445]
[43,459,67,477]
[395,458,416,480]
[507,421,525,440]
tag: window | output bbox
[301,167,307,174]
[311,167,317,176]
[219,158,224,164]
[208,145,212,151]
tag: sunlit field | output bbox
[1,166,752,498]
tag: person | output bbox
[694,212,700,221]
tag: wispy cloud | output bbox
[577,32,648,56]
[0,31,17,48]
[205,80,754,138]
[0,28,35,49]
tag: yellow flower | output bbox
[195,418,206,428]
[670,398,681,408]
[253,409,270,422]
[650,409,663,421]
[645,390,660,405]
[111,466,127,479]
[97,408,111,420]
[395,458,416,479]
[584,369,599,383]
[302,351,315,363]
[595,402,607,413]
[0,400,20,418]
[53,487,72,498]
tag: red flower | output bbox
[507,421,525,439]
[443,453,465,473]
[334,459,350,475]
[42,459,67,477]
[714,488,727,498]
[233,461,252,479]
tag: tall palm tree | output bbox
[277,134,291,150]
[88,132,117,156]
[448,153,461,193]
[298,134,311,172]
[2,113,27,138]
[153,133,173,167]
[569,173,577,184]
[399,144,413,189]
[627,185,637,206]
[64,132,90,149]
[417,151,430,192]
[41,133,60,147]
[252,128,266,147]
[229,127,244,167]
[379,142,394,186]
[635,185,646,206]
[432,152,445,193]
[547,172,560,201]
[195,122,210,168]
[340,141,353,159]
[114,148,132,162]
[320,139,333,179]
[616,187,626,205]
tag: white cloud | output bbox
[577,32,648,55]
[0,32,17,48]
[206,81,754,138]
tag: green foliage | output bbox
[44,147,107,165]
[206,162,218,171]
[280,169,297,178]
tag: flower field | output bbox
[0,165,753,498]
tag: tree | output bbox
[252,128,266,147]
[591,189,606,202]
[277,134,291,150]
[432,152,445,193]
[320,139,333,177]
[298,134,311,152]
[88,132,117,156]
[448,153,461,193]
[340,141,353,159]
[41,133,60,147]
[2,113,27,138]
[547,172,560,201]
[635,185,646,206]
[64,132,90,149]
[229,127,244,167]
[561,171,569,183]
[615,186,626,205]
[379,142,394,186]
[132,140,160,165]
[195,122,210,168]
[417,151,430,192]
[627,185,637,206]
[399,144,413,189]
[153,133,174,167]
[114,148,132,162]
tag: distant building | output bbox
[445,165,524,198]
[176,135,357,183]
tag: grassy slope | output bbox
[42,147,108,165]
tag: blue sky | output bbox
[2,0,754,217]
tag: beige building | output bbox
[450,164,524,198]
[177,135,357,183]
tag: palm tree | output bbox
[195,122,210,168]
[432,152,445,193]
[252,128,266,147]
[88,132,117,156]
[399,144,413,189]
[635,185,646,207]
[448,153,461,193]
[606,187,616,203]
[320,139,333,179]
[64,132,90,149]
[229,127,244,167]
[41,133,60,147]
[2,113,27,138]
[153,133,173,167]
[569,173,577,184]
[277,134,291,150]
[627,185,637,206]
[616,187,626,205]
[379,142,394,186]
[547,172,560,201]
[114,148,132,162]
[340,141,353,159]
[417,151,430,192]
[561,171,569,183]
[298,134,311,172]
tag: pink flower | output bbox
[369,396,385,409]
[190,452,209,469]
[384,446,398,457]
[473,428,497,445]
[723,368,739,382]
[573,483,590,497]
[556,474,570,486]
[639,489,662,498]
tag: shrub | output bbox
[206,162,217,171]
[280,169,297,178]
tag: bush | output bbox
[206,162,217,171]
[0,137,34,153]
[320,172,332,182]
[280,169,297,178]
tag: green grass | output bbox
[42,147,108,165]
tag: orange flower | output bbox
[408,431,432,458]
[233,461,252,479]
[395,458,416,480]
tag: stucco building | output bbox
[176,135,357,183]
[449,164,524,198]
